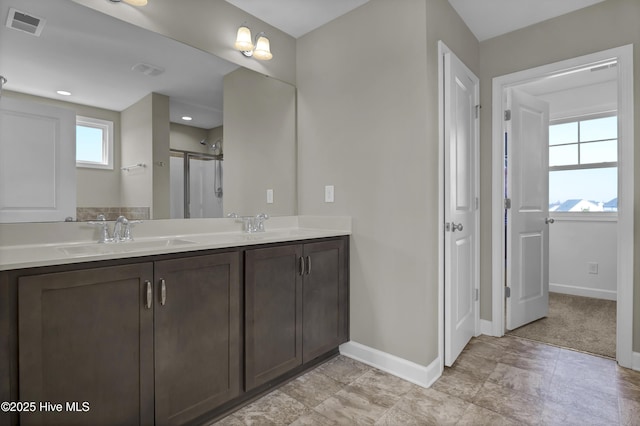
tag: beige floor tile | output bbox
[280,369,344,408]
[288,410,337,426]
[313,388,389,425]
[472,381,543,425]
[431,367,485,402]
[315,355,372,385]
[498,350,557,377]
[505,337,561,361]
[456,404,521,426]
[619,396,640,426]
[212,335,635,426]
[545,379,619,424]
[539,399,619,426]
[487,362,549,398]
[374,405,435,426]
[231,390,310,426]
[394,387,470,425]
[450,351,499,381]
[344,368,418,408]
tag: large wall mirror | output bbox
[0,0,297,223]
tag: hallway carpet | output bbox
[508,292,616,358]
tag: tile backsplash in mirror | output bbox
[76,207,150,222]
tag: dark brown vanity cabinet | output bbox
[244,238,348,390]
[18,263,156,426]
[16,251,241,426]
[154,252,241,426]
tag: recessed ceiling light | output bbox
[182,116,193,121]
[56,90,71,96]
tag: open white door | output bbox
[506,89,551,331]
[444,51,479,366]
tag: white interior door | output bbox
[444,51,479,366]
[0,97,76,222]
[506,89,550,330]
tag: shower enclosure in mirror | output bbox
[170,151,223,219]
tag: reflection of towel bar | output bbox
[121,163,146,171]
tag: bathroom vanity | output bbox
[0,217,350,426]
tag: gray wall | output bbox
[478,0,640,352]
[297,0,478,366]
[223,68,297,217]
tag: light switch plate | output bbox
[267,189,274,204]
[325,185,334,203]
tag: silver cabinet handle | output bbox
[545,218,555,224]
[299,256,305,276]
[160,279,167,306]
[145,281,152,309]
[451,222,464,232]
[306,256,311,275]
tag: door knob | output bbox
[545,218,555,224]
[451,222,464,232]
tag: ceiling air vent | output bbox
[131,63,165,77]
[5,8,46,36]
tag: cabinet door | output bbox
[302,239,349,363]
[154,252,241,426]
[245,245,303,390]
[18,263,154,426]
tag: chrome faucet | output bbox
[228,212,269,233]
[88,214,142,243]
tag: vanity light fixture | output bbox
[234,24,273,61]
[56,90,71,96]
[181,116,193,121]
[109,0,148,6]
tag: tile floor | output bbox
[213,335,640,425]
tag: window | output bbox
[549,114,617,213]
[76,116,113,169]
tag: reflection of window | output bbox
[76,116,113,169]
[548,114,617,213]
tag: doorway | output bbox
[491,45,634,367]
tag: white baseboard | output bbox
[550,283,617,301]
[633,352,640,372]
[480,319,495,336]
[339,341,441,388]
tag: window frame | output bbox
[76,116,114,170]
[548,111,618,214]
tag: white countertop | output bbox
[0,216,351,271]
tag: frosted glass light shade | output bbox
[123,0,148,5]
[234,26,254,52]
[253,33,273,61]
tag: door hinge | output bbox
[474,288,479,302]
[505,286,511,298]
[475,104,480,119]
[475,197,479,210]
[504,198,511,209]
[504,109,511,121]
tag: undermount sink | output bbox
[58,238,195,257]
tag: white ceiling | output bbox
[226,0,607,41]
[0,0,239,129]
[224,0,370,38]
[1,0,611,130]
[447,0,607,41]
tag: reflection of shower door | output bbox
[170,151,223,219]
